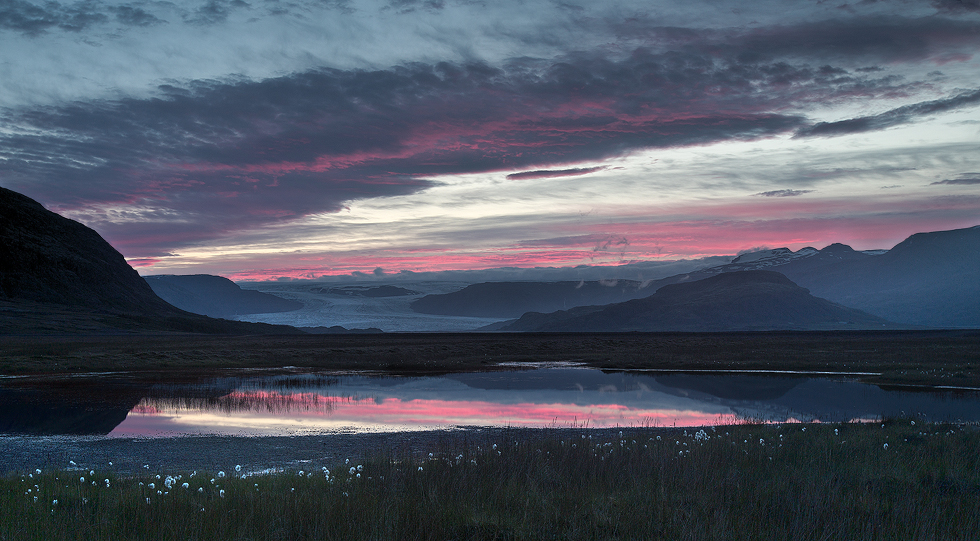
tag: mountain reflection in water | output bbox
[1,368,979,437]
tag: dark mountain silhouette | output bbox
[411,280,651,318]
[660,226,980,328]
[145,274,303,318]
[0,186,300,335]
[780,227,980,328]
[497,271,900,332]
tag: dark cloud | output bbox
[111,5,165,26]
[932,0,980,13]
[931,174,980,185]
[755,190,813,197]
[507,167,605,180]
[795,88,980,137]
[0,36,965,257]
[0,0,107,34]
[184,0,249,25]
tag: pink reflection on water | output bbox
[111,390,737,436]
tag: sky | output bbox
[1,0,979,281]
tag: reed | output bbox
[2,420,978,540]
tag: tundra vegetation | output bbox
[2,420,978,540]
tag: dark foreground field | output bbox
[2,421,978,540]
[2,330,979,388]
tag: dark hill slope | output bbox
[0,186,300,335]
[781,226,980,327]
[499,271,899,332]
[411,280,650,318]
[145,274,303,318]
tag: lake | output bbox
[3,365,979,437]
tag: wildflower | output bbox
[834,429,839,436]
[298,470,305,476]
[357,465,363,472]
[148,483,155,489]
[90,470,94,476]
[80,477,85,483]
[70,461,76,466]
[182,483,189,489]
[164,476,175,489]
[418,466,423,471]
[883,443,889,450]
[356,473,361,478]
[217,471,225,478]
[198,487,204,493]
[219,490,225,498]
[349,467,356,475]
[235,465,242,472]
[146,498,151,504]
[35,469,41,475]
[53,499,58,506]
[105,479,110,488]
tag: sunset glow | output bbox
[2,0,978,279]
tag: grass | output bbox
[3,331,980,389]
[3,420,979,540]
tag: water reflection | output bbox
[2,368,979,437]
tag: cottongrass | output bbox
[1,419,978,540]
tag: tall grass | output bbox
[3,420,978,540]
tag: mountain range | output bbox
[2,184,977,334]
[493,270,899,332]
[417,225,980,329]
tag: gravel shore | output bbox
[0,426,652,476]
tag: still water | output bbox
[2,367,979,437]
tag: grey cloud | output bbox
[932,0,980,12]
[795,88,980,137]
[112,5,165,26]
[0,47,950,257]
[755,189,813,197]
[0,0,106,34]
[507,167,605,180]
[931,174,980,185]
[184,0,249,25]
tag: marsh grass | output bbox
[3,421,979,540]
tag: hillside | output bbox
[0,186,301,335]
[145,274,303,318]
[411,280,651,318]
[498,271,900,332]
